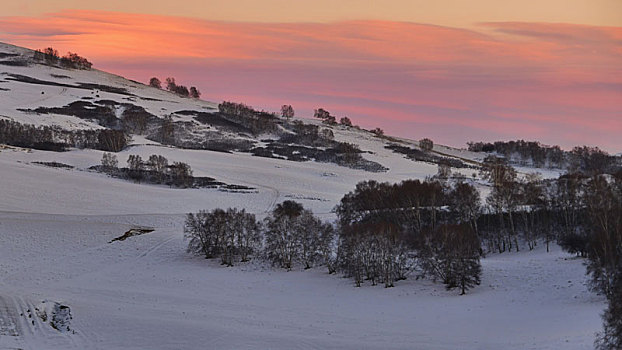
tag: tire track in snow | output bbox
[0,295,20,337]
[10,295,94,350]
[231,180,280,214]
[138,235,177,259]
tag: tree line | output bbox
[218,101,280,135]
[149,77,200,98]
[467,140,618,173]
[185,178,486,295]
[185,201,334,270]
[0,119,127,152]
[33,47,92,70]
[185,161,620,344]
[99,153,194,188]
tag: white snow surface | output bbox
[0,42,605,349]
[0,210,605,350]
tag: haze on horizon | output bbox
[1,1,620,152]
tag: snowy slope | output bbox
[0,212,604,350]
[0,42,602,349]
[0,42,217,130]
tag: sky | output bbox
[0,1,621,152]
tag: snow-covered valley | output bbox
[0,41,608,349]
[0,210,605,350]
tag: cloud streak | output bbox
[0,10,620,151]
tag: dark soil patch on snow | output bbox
[3,73,134,96]
[0,59,28,67]
[32,161,74,169]
[0,52,19,59]
[386,144,473,169]
[21,101,120,129]
[176,110,253,134]
[110,227,155,243]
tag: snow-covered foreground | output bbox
[0,211,604,350]
[0,138,604,350]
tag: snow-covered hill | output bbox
[0,42,601,349]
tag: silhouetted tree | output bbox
[42,47,59,65]
[314,108,336,124]
[149,77,162,89]
[340,117,353,127]
[281,105,295,121]
[419,138,434,151]
[59,52,92,69]
[189,86,201,99]
[371,128,384,136]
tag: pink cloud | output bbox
[0,10,620,151]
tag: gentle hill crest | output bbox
[0,41,483,175]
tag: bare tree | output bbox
[149,77,162,89]
[420,224,481,295]
[97,130,127,152]
[127,154,144,182]
[314,108,336,124]
[147,154,168,183]
[371,128,384,136]
[158,115,175,145]
[419,138,434,152]
[171,162,193,188]
[281,105,295,121]
[165,77,177,92]
[437,159,451,179]
[185,208,261,265]
[449,181,481,237]
[101,152,118,172]
[340,117,353,127]
[189,86,201,99]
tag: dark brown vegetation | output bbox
[33,48,92,69]
[96,153,253,190]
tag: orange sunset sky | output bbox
[1,1,621,151]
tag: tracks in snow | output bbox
[0,295,20,337]
[0,294,95,350]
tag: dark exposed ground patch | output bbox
[0,52,19,59]
[0,60,28,67]
[175,110,252,134]
[251,141,387,172]
[175,139,256,153]
[17,99,159,131]
[90,165,255,191]
[110,227,155,242]
[0,87,9,91]
[51,74,71,79]
[2,73,134,96]
[20,101,120,129]
[76,83,133,96]
[4,73,81,88]
[32,161,74,169]
[385,144,472,169]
